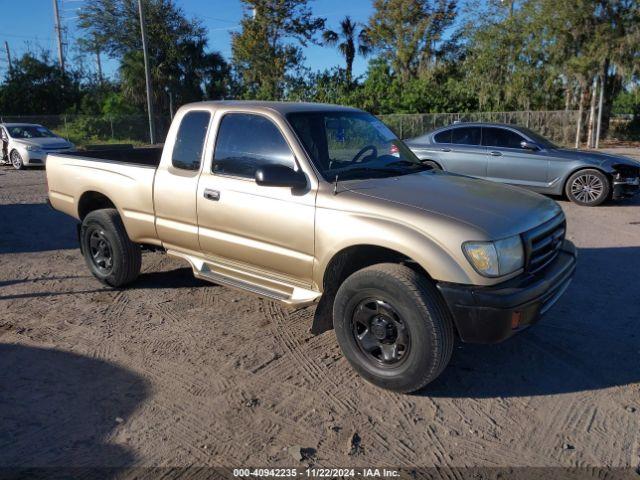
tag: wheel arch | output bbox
[77,190,118,221]
[419,158,443,170]
[310,244,435,335]
[562,166,612,197]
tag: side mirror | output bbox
[255,164,307,189]
[520,140,540,151]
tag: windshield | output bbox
[287,111,430,181]
[519,127,557,149]
[7,125,57,139]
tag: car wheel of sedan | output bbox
[565,169,610,206]
[333,263,454,393]
[10,150,24,170]
[80,208,142,287]
[421,160,442,170]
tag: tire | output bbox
[80,208,141,287]
[10,150,24,170]
[421,160,442,170]
[333,263,454,393]
[565,169,610,206]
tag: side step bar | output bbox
[167,249,321,307]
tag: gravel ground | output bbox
[0,152,639,476]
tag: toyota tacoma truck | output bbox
[46,101,577,392]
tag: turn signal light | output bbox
[511,311,521,330]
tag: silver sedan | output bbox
[406,122,640,206]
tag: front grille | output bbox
[522,214,566,275]
[614,164,640,179]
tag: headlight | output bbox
[25,145,41,152]
[463,235,524,277]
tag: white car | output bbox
[0,123,75,170]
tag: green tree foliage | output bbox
[78,0,231,113]
[462,0,640,127]
[0,53,83,115]
[1,0,639,137]
[322,17,371,86]
[231,0,325,99]
[367,0,457,82]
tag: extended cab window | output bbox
[451,127,481,146]
[213,114,295,178]
[482,127,525,149]
[172,110,211,170]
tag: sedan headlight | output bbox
[25,145,42,152]
[463,235,524,277]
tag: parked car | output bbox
[406,122,640,206]
[46,101,576,392]
[0,123,75,170]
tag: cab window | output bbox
[172,110,211,170]
[212,113,295,179]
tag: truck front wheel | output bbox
[333,263,454,393]
[80,209,141,287]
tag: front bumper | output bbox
[612,177,639,200]
[437,240,577,344]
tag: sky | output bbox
[0,0,377,80]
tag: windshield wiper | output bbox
[386,160,433,171]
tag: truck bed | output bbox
[46,148,161,246]
[64,146,163,167]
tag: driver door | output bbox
[483,127,550,189]
[196,112,316,286]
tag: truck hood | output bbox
[14,138,72,149]
[549,148,640,167]
[345,171,562,238]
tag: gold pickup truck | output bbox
[46,101,577,392]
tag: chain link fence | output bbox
[0,114,171,147]
[2,110,628,148]
[378,110,581,145]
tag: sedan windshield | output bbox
[287,111,430,181]
[8,125,56,139]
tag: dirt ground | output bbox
[1,151,639,475]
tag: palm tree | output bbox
[322,16,371,86]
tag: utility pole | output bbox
[586,76,598,148]
[53,0,65,73]
[168,88,174,121]
[4,41,12,74]
[138,0,157,144]
[95,49,103,84]
[595,61,608,150]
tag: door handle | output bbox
[203,189,220,201]
[440,147,452,152]
[489,151,502,156]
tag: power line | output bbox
[0,33,54,40]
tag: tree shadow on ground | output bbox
[0,344,149,473]
[0,203,77,254]
[420,246,640,398]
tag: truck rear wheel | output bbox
[333,263,454,393]
[80,208,141,287]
